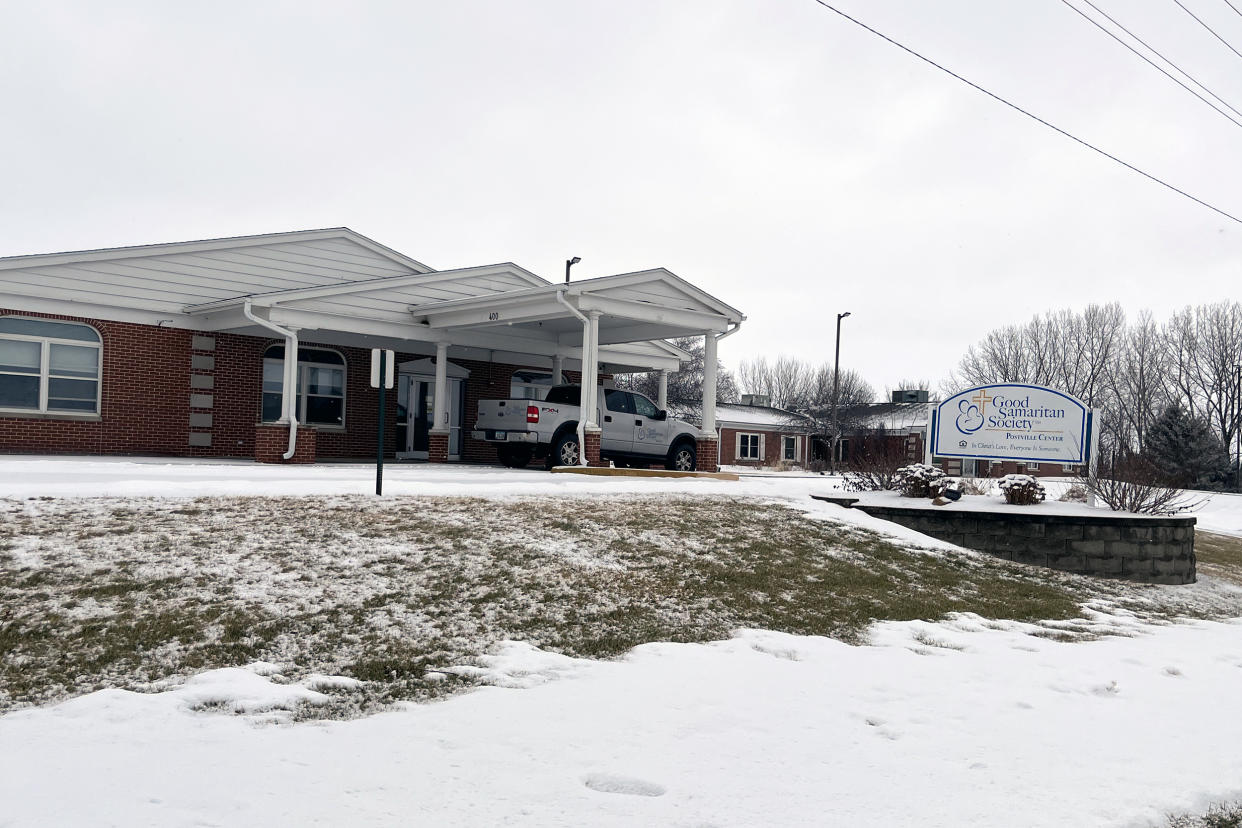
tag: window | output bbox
[262,345,346,427]
[737,432,763,461]
[0,317,101,415]
[632,393,659,419]
[603,388,633,414]
[1026,462,1040,471]
[783,435,798,461]
[511,370,567,400]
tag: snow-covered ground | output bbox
[3,455,1242,827]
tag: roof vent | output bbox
[891,389,929,403]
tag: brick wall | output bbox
[0,308,194,456]
[719,427,792,467]
[0,307,606,463]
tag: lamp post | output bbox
[565,256,581,283]
[830,311,851,473]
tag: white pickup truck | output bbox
[472,384,701,471]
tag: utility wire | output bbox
[1224,0,1242,21]
[1172,0,1242,61]
[808,0,1242,225]
[1065,0,1242,123]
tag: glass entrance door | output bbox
[396,374,463,460]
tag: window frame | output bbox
[736,431,763,461]
[262,345,348,429]
[0,317,102,418]
[782,435,799,462]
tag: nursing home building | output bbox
[0,228,743,470]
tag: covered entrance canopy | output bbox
[184,248,744,466]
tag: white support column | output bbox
[701,332,717,438]
[582,311,602,429]
[282,329,300,425]
[432,341,449,433]
[657,369,668,410]
[551,353,564,386]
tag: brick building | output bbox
[0,229,743,470]
[667,396,814,469]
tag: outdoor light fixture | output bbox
[831,311,852,473]
[565,256,581,283]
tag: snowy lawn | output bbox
[2,493,1152,718]
[3,457,1242,826]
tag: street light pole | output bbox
[830,311,851,473]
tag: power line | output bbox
[1065,0,1242,124]
[1172,0,1242,61]
[1224,0,1242,21]
[808,0,1242,226]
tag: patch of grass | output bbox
[1167,801,1242,827]
[1196,532,1242,585]
[1,494,1239,719]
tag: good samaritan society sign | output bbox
[932,384,1089,465]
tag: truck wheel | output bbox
[497,445,534,468]
[666,441,697,472]
[548,433,581,468]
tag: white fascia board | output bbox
[411,284,558,317]
[572,294,730,332]
[185,262,549,313]
[569,268,745,322]
[652,339,693,360]
[595,346,682,372]
[0,227,434,275]
[419,296,568,329]
[0,294,200,329]
[263,306,591,361]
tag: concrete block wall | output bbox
[853,504,1196,585]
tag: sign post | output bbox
[370,349,395,495]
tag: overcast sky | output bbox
[2,0,1239,395]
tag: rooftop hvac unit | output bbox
[891,389,929,403]
[741,394,771,407]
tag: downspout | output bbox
[555,287,590,466]
[243,300,300,460]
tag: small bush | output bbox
[998,474,1045,505]
[1165,800,1242,828]
[1079,455,1206,515]
[961,478,994,496]
[841,433,910,492]
[1058,482,1089,503]
[894,463,947,498]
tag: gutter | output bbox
[554,287,590,467]
[243,300,300,460]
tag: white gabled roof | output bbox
[0,228,738,373]
[0,228,434,315]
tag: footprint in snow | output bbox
[583,774,666,797]
[1163,666,1184,677]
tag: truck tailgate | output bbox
[475,399,530,431]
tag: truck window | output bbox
[604,389,634,414]
[544,385,581,405]
[632,393,659,418]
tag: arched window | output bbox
[0,317,101,415]
[262,345,346,427]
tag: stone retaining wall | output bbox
[853,504,1196,585]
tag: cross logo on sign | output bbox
[370,349,395,389]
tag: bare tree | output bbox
[738,355,875,409]
[613,336,739,403]
[1108,310,1169,455]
